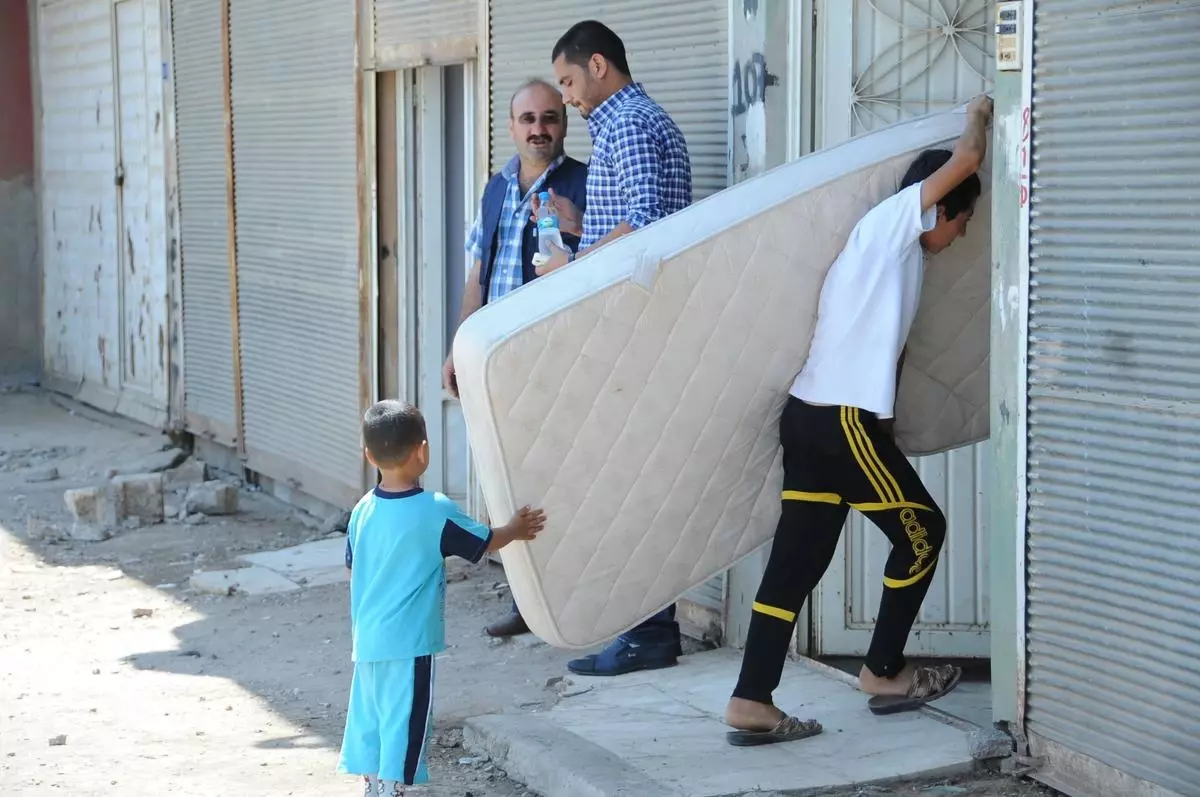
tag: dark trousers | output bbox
[511,599,678,644]
[732,398,946,703]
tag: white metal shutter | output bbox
[37,0,120,390]
[1025,2,1200,793]
[171,0,236,443]
[373,0,477,70]
[488,2,728,199]
[229,0,364,507]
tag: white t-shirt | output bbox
[789,182,936,419]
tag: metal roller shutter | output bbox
[229,0,364,507]
[171,0,236,443]
[373,0,477,70]
[1025,2,1200,793]
[488,1,728,199]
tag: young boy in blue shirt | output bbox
[339,400,545,795]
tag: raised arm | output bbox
[920,95,992,212]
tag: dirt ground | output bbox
[0,390,1058,797]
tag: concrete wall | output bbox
[0,0,40,386]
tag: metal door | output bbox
[38,0,169,426]
[412,64,475,504]
[811,0,993,657]
[114,0,169,406]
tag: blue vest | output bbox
[478,156,588,305]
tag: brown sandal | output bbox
[867,664,962,716]
[726,714,823,746]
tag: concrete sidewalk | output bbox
[466,648,979,797]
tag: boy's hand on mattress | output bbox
[510,506,546,540]
[531,189,583,237]
[489,506,547,552]
[534,244,572,276]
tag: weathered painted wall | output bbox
[0,0,40,385]
[988,35,1028,728]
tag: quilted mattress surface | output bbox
[453,109,991,648]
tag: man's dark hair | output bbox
[362,400,426,467]
[552,20,631,77]
[899,149,981,221]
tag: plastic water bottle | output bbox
[536,191,565,257]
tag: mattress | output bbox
[453,108,991,649]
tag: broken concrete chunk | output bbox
[112,473,164,523]
[118,447,188,475]
[968,727,1014,761]
[323,508,352,535]
[69,522,114,542]
[183,512,207,526]
[48,735,66,747]
[185,481,237,516]
[163,458,207,489]
[24,466,60,483]
[189,567,299,596]
[64,486,100,523]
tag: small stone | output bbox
[458,756,480,766]
[24,466,59,483]
[132,608,154,619]
[544,676,565,690]
[92,669,100,675]
[968,727,1014,760]
[184,512,207,526]
[48,735,67,747]
[560,685,593,698]
[487,636,506,648]
[122,516,143,530]
[162,458,207,489]
[185,481,238,515]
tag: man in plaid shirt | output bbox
[539,20,695,677]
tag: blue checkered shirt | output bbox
[581,83,692,249]
[466,154,567,300]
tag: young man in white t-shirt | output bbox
[723,96,993,746]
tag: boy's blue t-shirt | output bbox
[344,487,492,662]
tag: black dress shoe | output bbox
[485,611,530,638]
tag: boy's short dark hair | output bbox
[899,149,981,221]
[362,400,426,467]
[552,20,631,77]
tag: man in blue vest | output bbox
[444,78,588,639]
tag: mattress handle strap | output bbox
[630,251,663,294]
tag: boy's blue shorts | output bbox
[339,655,434,785]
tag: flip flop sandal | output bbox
[867,664,962,716]
[726,715,823,747]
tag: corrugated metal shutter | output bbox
[37,0,120,391]
[1025,2,1200,793]
[489,2,728,199]
[229,0,365,507]
[374,0,477,70]
[171,0,236,443]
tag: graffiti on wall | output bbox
[731,53,768,118]
[1018,105,1031,208]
